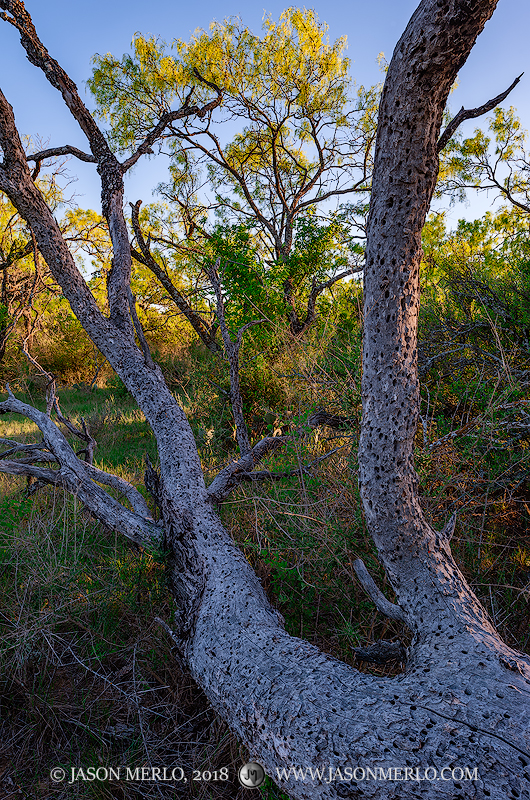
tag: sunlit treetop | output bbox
[89,7,378,292]
[88,7,355,153]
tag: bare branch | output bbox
[127,286,155,369]
[438,73,523,152]
[0,437,55,465]
[427,417,481,451]
[130,200,220,353]
[20,340,98,462]
[0,387,162,547]
[213,442,352,496]
[85,461,154,520]
[27,145,96,167]
[0,437,46,456]
[207,416,351,504]
[0,457,61,484]
[121,76,223,173]
[20,336,57,415]
[1,427,154,519]
[51,397,96,463]
[207,259,261,456]
[352,558,406,623]
[207,434,288,503]
[441,512,456,542]
[0,373,149,515]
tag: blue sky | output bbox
[0,0,528,227]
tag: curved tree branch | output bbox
[438,73,523,152]
[27,145,97,166]
[207,434,288,503]
[130,200,221,353]
[352,558,406,623]
[121,75,223,173]
[0,387,162,547]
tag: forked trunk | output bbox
[0,1,529,798]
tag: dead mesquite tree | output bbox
[0,2,529,799]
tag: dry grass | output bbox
[0,483,261,799]
[0,304,529,798]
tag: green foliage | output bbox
[0,303,10,328]
[3,10,530,793]
[3,197,530,793]
[88,6,377,316]
[438,105,530,211]
[200,213,363,339]
[89,9,353,152]
[421,207,530,353]
[205,223,266,326]
[21,296,94,383]
[417,210,530,650]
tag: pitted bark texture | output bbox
[0,1,529,798]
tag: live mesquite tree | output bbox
[90,10,376,337]
[0,2,529,800]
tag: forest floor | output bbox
[0,352,529,798]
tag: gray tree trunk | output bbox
[0,1,529,798]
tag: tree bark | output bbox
[359,0,508,644]
[0,2,529,799]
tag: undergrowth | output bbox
[0,269,529,797]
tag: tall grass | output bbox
[0,270,529,796]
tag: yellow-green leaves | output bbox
[176,8,350,112]
[437,105,530,213]
[88,8,352,152]
[89,6,376,292]
[89,35,187,151]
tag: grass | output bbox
[0,302,529,797]
[0,386,247,799]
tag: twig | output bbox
[21,341,97,461]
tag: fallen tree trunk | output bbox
[0,1,529,798]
